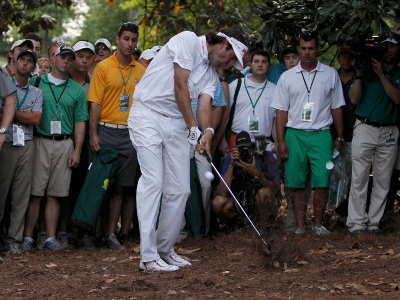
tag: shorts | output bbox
[284,128,332,189]
[98,125,138,187]
[31,137,74,197]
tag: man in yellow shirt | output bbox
[87,22,145,250]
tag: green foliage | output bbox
[258,0,400,58]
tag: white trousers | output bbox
[129,106,190,262]
[347,120,398,232]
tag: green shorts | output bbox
[284,128,332,189]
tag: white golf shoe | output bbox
[139,258,179,272]
[160,252,192,267]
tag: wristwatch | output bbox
[0,127,7,134]
[336,137,345,142]
[204,127,215,136]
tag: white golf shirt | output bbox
[229,74,276,137]
[271,61,345,130]
[132,31,218,118]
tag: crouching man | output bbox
[213,131,281,227]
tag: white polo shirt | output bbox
[271,61,345,129]
[133,31,218,118]
[229,74,276,137]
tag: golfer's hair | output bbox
[205,27,247,49]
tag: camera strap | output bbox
[226,78,242,139]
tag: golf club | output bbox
[203,152,269,247]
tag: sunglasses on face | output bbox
[97,46,109,51]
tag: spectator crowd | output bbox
[1,23,400,272]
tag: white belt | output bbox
[98,122,128,129]
[304,125,330,132]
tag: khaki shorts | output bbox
[31,137,74,197]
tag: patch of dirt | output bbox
[2,211,400,300]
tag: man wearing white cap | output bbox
[2,39,34,78]
[71,40,96,94]
[88,38,112,75]
[128,28,247,271]
[347,36,400,235]
[138,48,158,68]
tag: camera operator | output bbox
[212,131,281,226]
[347,36,400,235]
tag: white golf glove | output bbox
[187,126,202,146]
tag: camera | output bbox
[351,38,388,69]
[236,131,254,164]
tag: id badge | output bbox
[386,137,396,146]
[51,121,62,134]
[12,124,25,147]
[248,115,260,133]
[120,94,129,111]
[301,102,314,122]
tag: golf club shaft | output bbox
[204,152,268,246]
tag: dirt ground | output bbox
[1,209,400,299]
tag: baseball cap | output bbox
[139,49,157,60]
[217,32,248,71]
[381,37,398,44]
[95,38,112,49]
[281,44,298,56]
[54,45,76,59]
[10,39,34,51]
[73,40,95,54]
[17,49,37,65]
[338,47,355,55]
[151,45,162,52]
[236,131,254,148]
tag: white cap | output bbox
[217,32,248,70]
[95,38,112,49]
[151,45,162,52]
[381,37,398,44]
[10,39,33,51]
[139,49,157,60]
[73,41,96,54]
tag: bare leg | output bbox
[313,188,328,226]
[119,188,135,235]
[45,196,60,239]
[58,197,71,232]
[292,189,307,228]
[106,186,123,236]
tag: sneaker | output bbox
[294,227,307,234]
[57,232,69,249]
[106,234,126,250]
[36,231,46,250]
[350,229,365,236]
[139,258,179,272]
[43,237,62,251]
[82,234,96,250]
[21,237,34,253]
[368,228,385,236]
[7,243,21,255]
[312,224,330,236]
[159,252,192,267]
[116,233,130,245]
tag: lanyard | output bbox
[48,78,68,106]
[118,66,133,94]
[244,77,268,115]
[11,76,29,110]
[300,70,317,102]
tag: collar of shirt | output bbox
[295,60,323,73]
[14,80,29,89]
[244,74,269,88]
[109,52,138,68]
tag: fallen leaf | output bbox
[133,245,140,253]
[325,243,334,249]
[167,290,177,295]
[104,278,116,283]
[347,283,371,294]
[176,247,202,255]
[283,268,300,273]
[102,257,117,262]
[386,248,395,255]
[333,284,345,290]
[317,286,327,291]
[297,260,309,265]
[222,271,230,275]
[273,261,280,268]
[45,263,57,268]
[335,250,361,258]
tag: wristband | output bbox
[336,137,345,142]
[187,126,201,146]
[204,127,215,136]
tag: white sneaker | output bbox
[139,258,179,272]
[160,252,192,267]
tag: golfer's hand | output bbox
[196,130,212,155]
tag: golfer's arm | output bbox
[174,63,196,128]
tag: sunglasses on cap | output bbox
[48,42,64,50]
